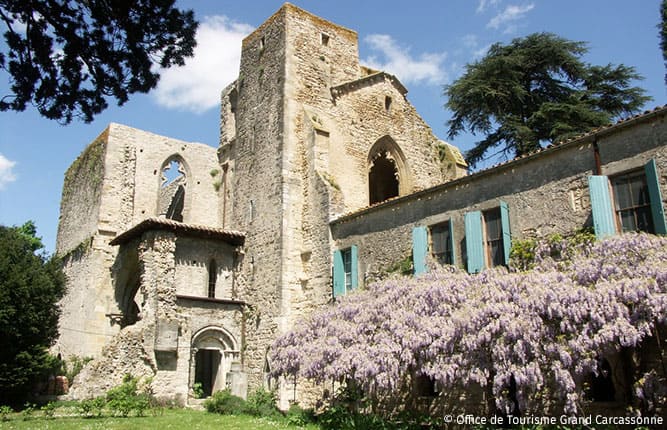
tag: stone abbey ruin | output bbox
[54,3,667,411]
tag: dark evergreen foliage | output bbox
[0,222,65,404]
[445,33,650,167]
[0,0,197,123]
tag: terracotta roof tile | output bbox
[110,217,245,246]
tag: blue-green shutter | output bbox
[448,219,457,266]
[645,159,667,235]
[465,211,484,273]
[500,201,511,266]
[332,250,345,297]
[350,245,359,290]
[588,175,616,239]
[412,226,428,275]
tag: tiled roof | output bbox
[332,105,667,224]
[110,217,245,246]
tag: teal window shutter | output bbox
[465,211,484,273]
[645,159,667,234]
[332,250,345,297]
[588,175,616,239]
[448,219,457,266]
[350,245,359,290]
[412,226,428,275]
[499,201,511,266]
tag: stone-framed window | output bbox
[207,259,217,298]
[157,155,189,222]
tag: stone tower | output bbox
[219,3,466,405]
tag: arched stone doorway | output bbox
[190,326,240,398]
[367,136,411,205]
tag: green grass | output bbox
[0,407,320,430]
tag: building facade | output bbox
[54,3,666,408]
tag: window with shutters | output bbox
[430,222,453,265]
[483,207,504,267]
[611,171,654,233]
[333,246,358,297]
[589,159,666,238]
[465,202,511,273]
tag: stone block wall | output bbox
[331,109,667,283]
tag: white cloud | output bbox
[477,0,501,13]
[153,16,254,113]
[0,154,17,190]
[363,34,447,86]
[487,3,534,33]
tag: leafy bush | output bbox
[286,403,316,426]
[41,401,57,419]
[204,389,246,415]
[106,374,150,417]
[78,397,105,418]
[244,388,280,417]
[271,233,667,416]
[192,382,204,399]
[0,405,12,421]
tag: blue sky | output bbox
[0,0,664,253]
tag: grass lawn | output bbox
[0,407,320,430]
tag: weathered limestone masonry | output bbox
[217,3,467,406]
[54,3,665,410]
[55,123,247,402]
[331,107,667,288]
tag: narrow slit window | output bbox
[321,33,330,46]
[207,260,217,298]
[385,96,392,112]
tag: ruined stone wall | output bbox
[331,111,667,280]
[56,124,221,361]
[103,123,220,228]
[56,130,107,254]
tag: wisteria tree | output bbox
[271,233,667,417]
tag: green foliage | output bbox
[204,389,247,415]
[445,32,650,166]
[509,238,538,271]
[244,388,280,418]
[286,403,316,426]
[41,402,57,419]
[387,254,414,276]
[0,405,12,421]
[21,403,35,421]
[63,355,93,384]
[77,397,105,418]
[105,374,150,417]
[0,0,198,124]
[0,222,66,405]
[192,382,204,399]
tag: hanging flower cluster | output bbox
[270,233,667,415]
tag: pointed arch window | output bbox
[367,136,410,205]
[157,156,189,222]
